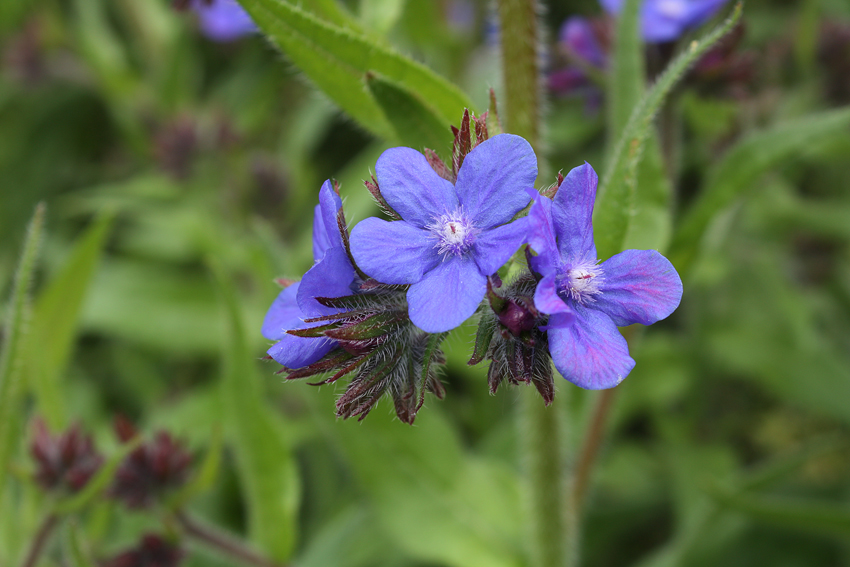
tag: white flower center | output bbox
[559,260,604,304]
[426,209,477,258]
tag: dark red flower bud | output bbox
[30,418,103,493]
[110,418,193,509]
[102,533,184,567]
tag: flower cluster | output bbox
[30,418,103,494]
[263,111,683,421]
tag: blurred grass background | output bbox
[1,0,850,565]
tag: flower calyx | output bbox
[469,274,555,405]
[281,283,446,424]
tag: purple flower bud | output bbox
[30,418,103,494]
[109,417,193,509]
[102,534,183,567]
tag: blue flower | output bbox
[528,163,683,389]
[350,134,537,333]
[261,181,357,368]
[599,0,729,43]
[549,17,607,103]
[192,0,257,43]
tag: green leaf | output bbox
[332,409,524,567]
[53,437,141,515]
[212,259,300,561]
[166,425,223,511]
[64,521,96,567]
[607,0,644,150]
[669,106,850,272]
[711,489,850,538]
[366,73,453,154]
[360,0,407,34]
[0,203,45,518]
[25,211,114,430]
[236,0,474,138]
[594,3,742,260]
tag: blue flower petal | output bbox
[534,274,573,318]
[297,247,357,317]
[684,0,729,27]
[350,218,440,284]
[560,17,607,68]
[472,217,529,276]
[527,190,559,276]
[194,0,257,42]
[552,162,598,262]
[455,134,537,228]
[267,329,336,369]
[407,257,487,333]
[261,282,303,340]
[376,147,457,228]
[312,180,343,261]
[594,249,683,326]
[548,305,635,389]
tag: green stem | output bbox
[497,0,541,149]
[518,388,570,567]
[498,1,568,566]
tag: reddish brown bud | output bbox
[30,418,103,494]
[102,533,184,567]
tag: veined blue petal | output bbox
[350,218,440,284]
[407,256,487,333]
[527,190,559,276]
[312,180,343,261]
[261,282,303,340]
[472,217,529,276]
[595,249,683,326]
[548,305,635,389]
[297,247,357,317]
[534,274,573,318]
[552,162,598,262]
[375,147,457,228]
[455,134,537,228]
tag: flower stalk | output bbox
[498,1,569,566]
[176,511,287,567]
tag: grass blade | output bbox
[0,203,45,518]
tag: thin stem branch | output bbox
[20,513,58,567]
[572,388,617,509]
[176,511,287,567]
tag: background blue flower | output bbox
[600,0,730,42]
[350,134,537,333]
[261,181,356,368]
[528,163,683,389]
[192,0,258,42]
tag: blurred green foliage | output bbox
[1,0,850,565]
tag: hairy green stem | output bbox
[519,389,571,567]
[498,1,569,566]
[497,0,541,148]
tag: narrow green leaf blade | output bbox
[595,3,742,260]
[0,203,45,517]
[711,489,850,538]
[212,260,300,561]
[366,73,453,153]
[166,425,223,511]
[608,0,644,149]
[26,212,114,429]
[669,106,850,271]
[237,0,474,135]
